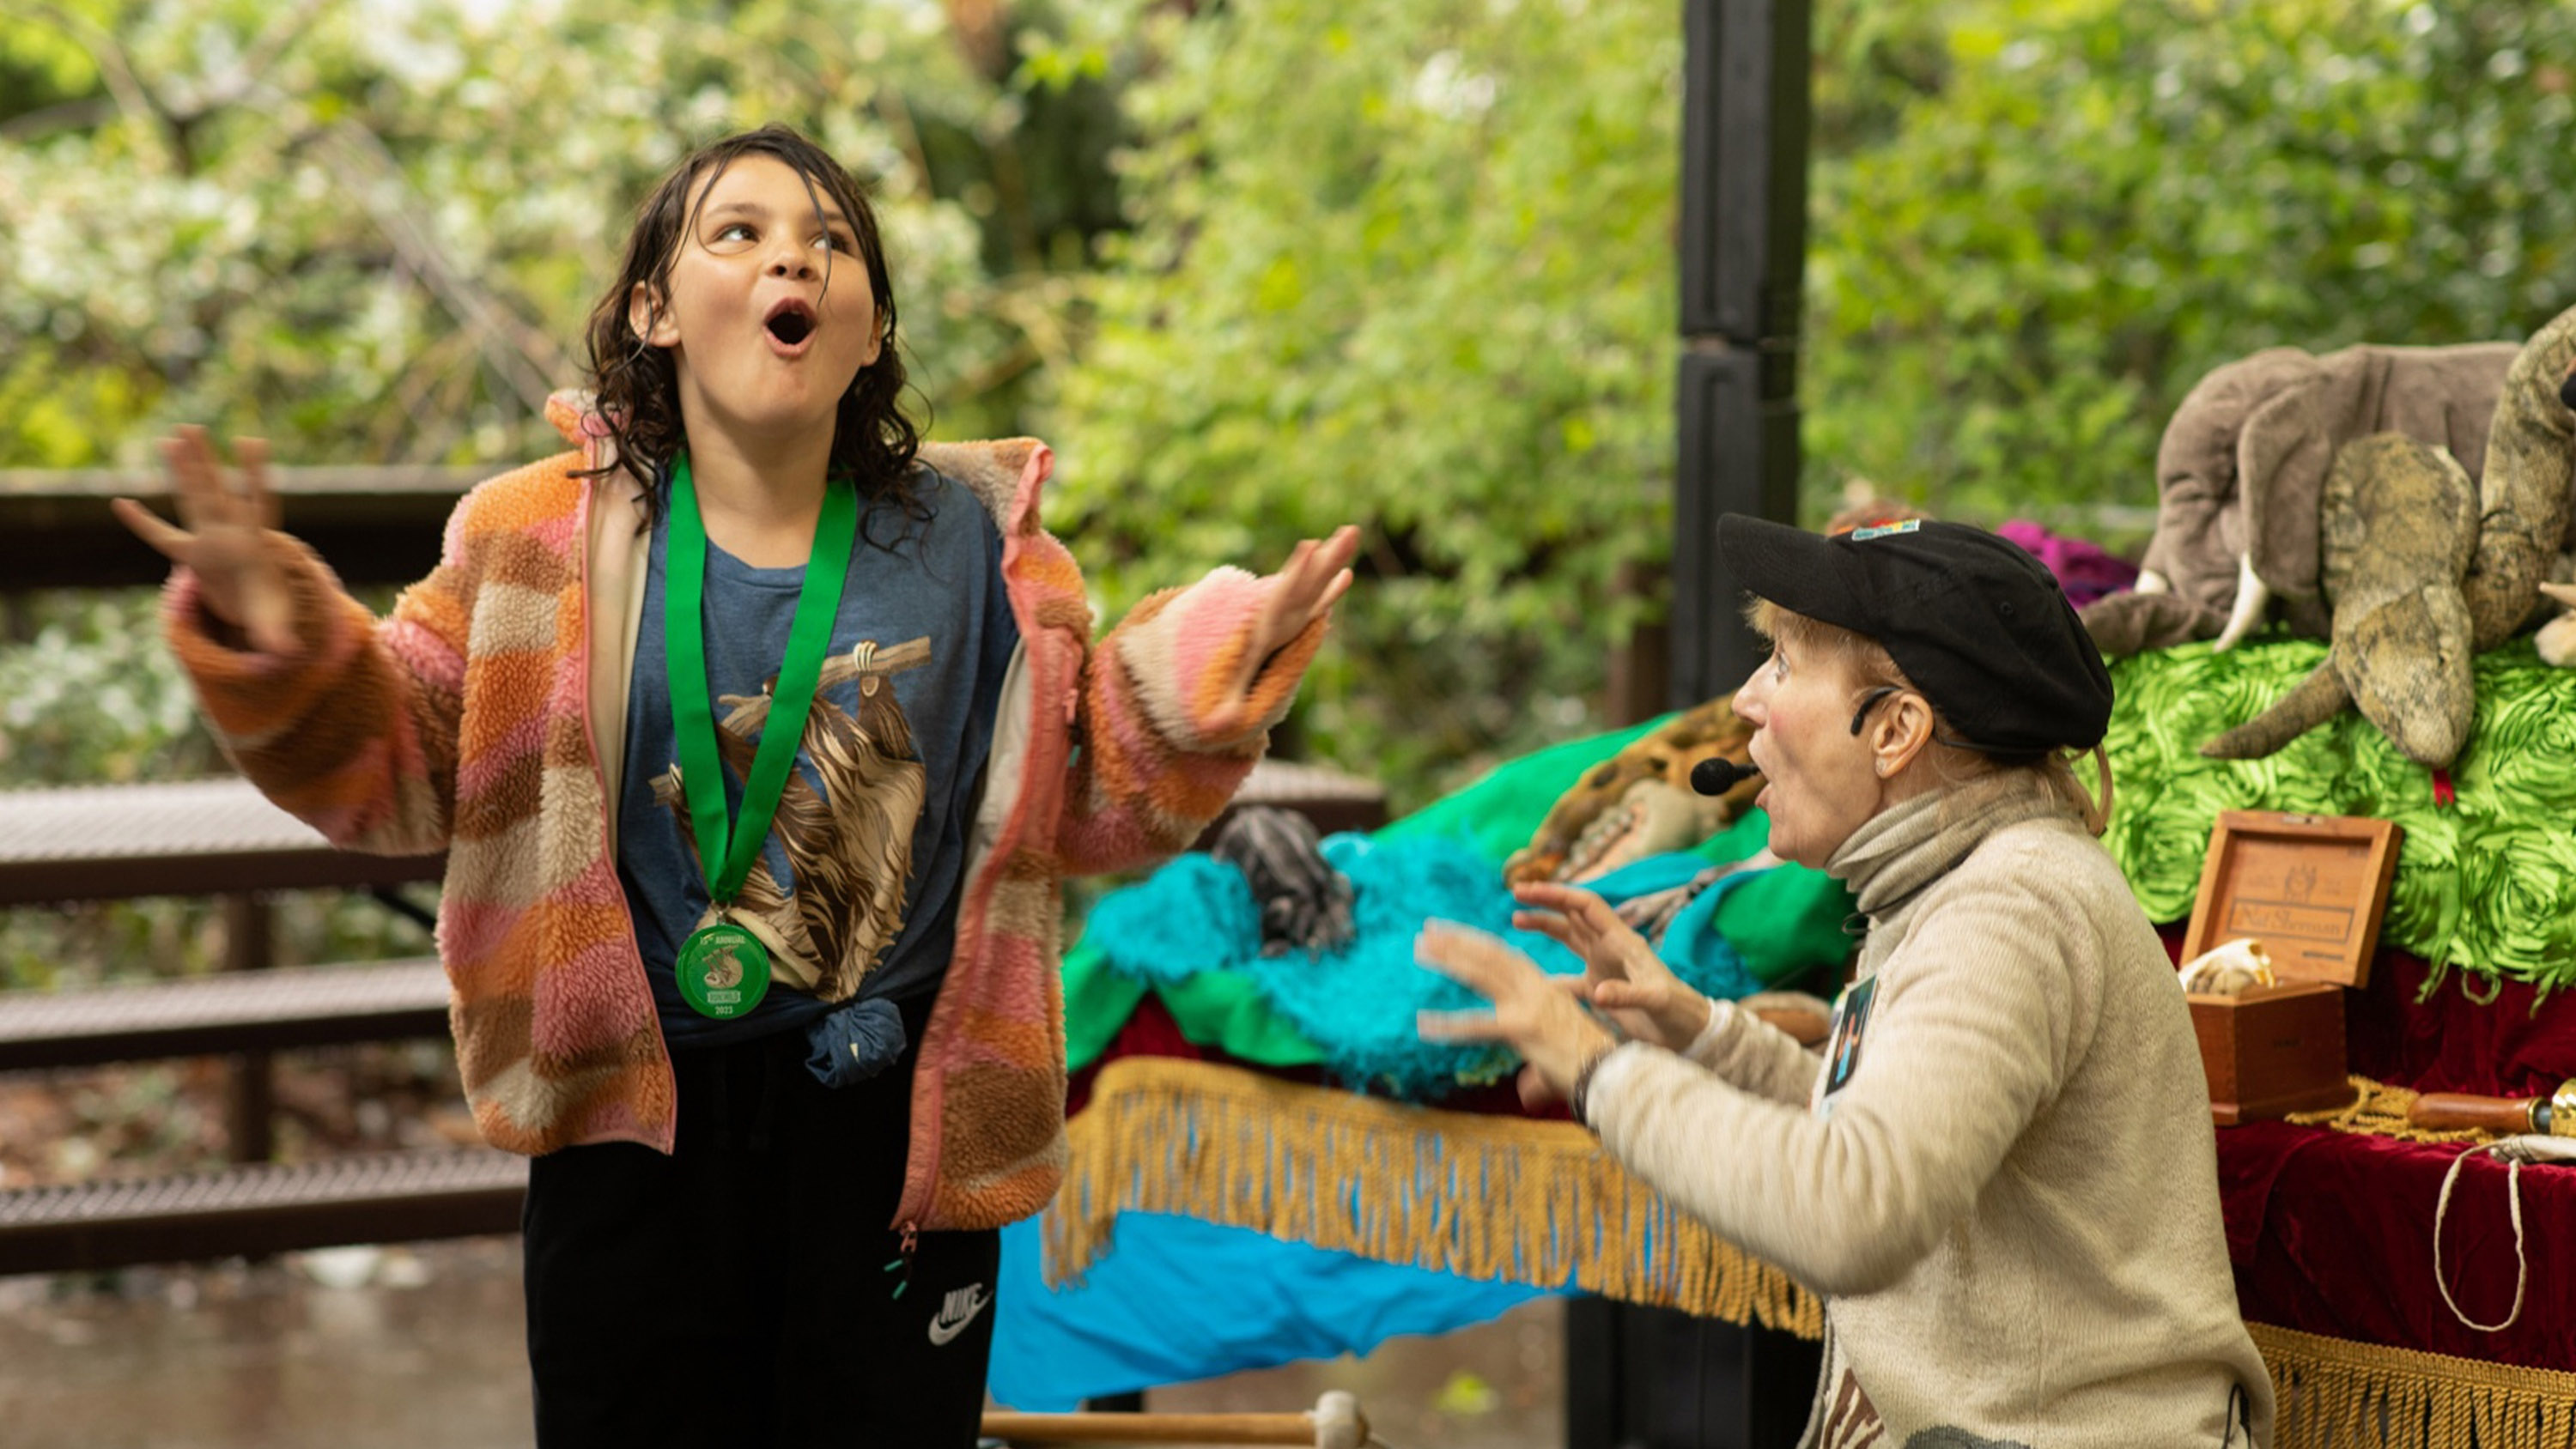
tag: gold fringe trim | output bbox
[2253,1323,2576,1449]
[2287,1076,2495,1145]
[1046,1056,1822,1337]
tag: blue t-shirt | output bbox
[617,467,1019,1050]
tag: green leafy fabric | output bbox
[2102,634,2576,991]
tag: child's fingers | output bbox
[234,437,277,530]
[163,428,238,529]
[1510,910,1592,956]
[111,498,195,561]
[1307,566,1352,618]
[1594,979,1656,1012]
[1312,524,1361,574]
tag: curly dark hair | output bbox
[578,124,923,530]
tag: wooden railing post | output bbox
[222,893,276,1164]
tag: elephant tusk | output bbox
[2211,553,2270,652]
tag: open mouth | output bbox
[763,299,817,347]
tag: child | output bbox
[116,124,1358,1447]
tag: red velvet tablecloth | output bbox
[2218,949,2576,1370]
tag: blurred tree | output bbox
[9,0,2576,825]
[1038,0,1683,806]
[0,0,1124,988]
[0,0,1121,470]
[1043,0,2576,806]
[1805,0,2576,530]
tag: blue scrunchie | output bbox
[805,997,908,1088]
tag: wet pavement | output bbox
[0,1239,1564,1449]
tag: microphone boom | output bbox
[1690,756,1762,797]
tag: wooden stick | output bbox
[978,1410,1334,1444]
[2408,1093,2543,1134]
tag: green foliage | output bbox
[0,590,432,990]
[0,0,1110,467]
[1806,0,2576,530]
[1042,0,1681,807]
[12,0,2576,847]
[0,592,216,786]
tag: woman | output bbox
[1419,516,2270,1447]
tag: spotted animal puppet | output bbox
[1504,697,1759,888]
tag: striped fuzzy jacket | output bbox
[165,399,1321,1234]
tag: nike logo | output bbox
[927,1282,990,1347]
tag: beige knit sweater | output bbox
[1585,775,2273,1448]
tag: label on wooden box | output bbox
[2180,811,2403,991]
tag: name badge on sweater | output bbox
[1813,975,1878,1119]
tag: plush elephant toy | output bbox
[2079,339,2522,658]
[2193,306,2576,767]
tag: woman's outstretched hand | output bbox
[1201,524,1361,739]
[1512,881,1714,1054]
[111,427,300,654]
[1415,921,1618,1110]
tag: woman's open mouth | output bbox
[762,299,818,355]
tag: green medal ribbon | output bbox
[665,454,857,1018]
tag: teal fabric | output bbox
[1083,831,1765,1100]
[1062,720,1863,1075]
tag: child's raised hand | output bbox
[1205,524,1360,738]
[112,427,301,654]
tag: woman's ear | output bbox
[629,282,677,349]
[1872,692,1936,779]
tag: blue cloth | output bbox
[987,1212,1557,1410]
[1085,834,1765,1099]
[616,465,1019,1052]
[804,996,908,1088]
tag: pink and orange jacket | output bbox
[164,397,1321,1234]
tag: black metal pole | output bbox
[1669,0,1812,712]
[1564,3,1822,1446]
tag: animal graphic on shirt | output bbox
[653,636,933,999]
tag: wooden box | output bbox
[2179,811,2402,1125]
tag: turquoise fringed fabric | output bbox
[1083,834,1767,1100]
[2104,633,2576,991]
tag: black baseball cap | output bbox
[1715,515,2115,757]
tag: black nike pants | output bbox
[522,1002,1000,1449]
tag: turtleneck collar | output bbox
[1826,771,2070,925]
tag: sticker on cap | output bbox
[1848,520,1922,542]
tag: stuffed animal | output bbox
[1503,698,1757,887]
[1208,805,1355,955]
[2199,305,2576,766]
[2197,432,2478,764]
[2079,340,2521,658]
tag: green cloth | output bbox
[2100,633,2576,991]
[1066,717,1860,1071]
[1371,716,1669,860]
[1062,942,1329,1072]
[1690,810,1856,986]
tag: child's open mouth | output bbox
[763,299,817,352]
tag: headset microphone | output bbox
[1689,756,1763,797]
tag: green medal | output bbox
[665,455,857,1020]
